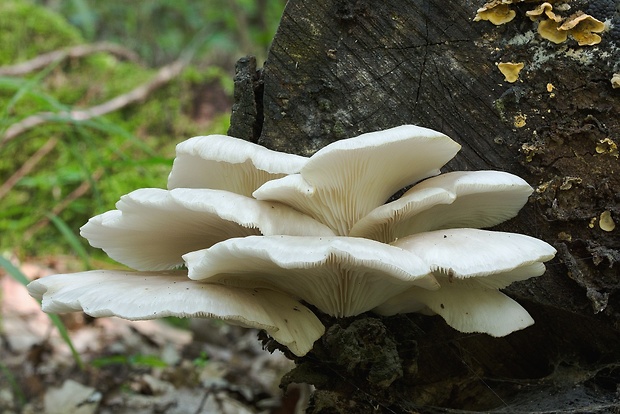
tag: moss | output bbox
[493,98,507,123]
[0,0,83,66]
[0,2,233,256]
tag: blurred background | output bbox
[1,0,285,258]
[0,1,309,413]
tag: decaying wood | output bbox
[227,56,264,143]
[228,0,620,411]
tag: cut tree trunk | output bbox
[228,0,620,412]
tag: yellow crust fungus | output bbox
[596,138,619,158]
[474,3,516,25]
[498,62,525,83]
[588,217,597,229]
[514,113,527,128]
[559,13,606,46]
[599,211,616,232]
[559,176,582,191]
[536,180,552,194]
[521,143,538,162]
[557,231,572,242]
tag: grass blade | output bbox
[46,213,91,270]
[0,361,26,408]
[47,314,85,370]
[0,255,29,286]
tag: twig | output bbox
[0,42,142,77]
[23,168,104,241]
[1,58,188,146]
[0,137,58,200]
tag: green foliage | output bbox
[0,0,83,65]
[91,353,168,369]
[0,360,26,409]
[163,316,192,330]
[192,351,210,368]
[47,213,92,269]
[34,0,287,65]
[0,0,242,257]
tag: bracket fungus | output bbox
[167,134,308,196]
[537,18,569,43]
[376,229,556,336]
[497,62,525,83]
[475,1,606,46]
[184,235,438,318]
[535,11,607,45]
[28,125,556,357]
[559,12,606,46]
[349,170,533,243]
[474,2,517,25]
[599,210,616,232]
[27,271,324,357]
[80,188,334,271]
[526,2,563,23]
[253,126,460,236]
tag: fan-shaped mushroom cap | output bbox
[560,13,606,46]
[184,235,438,318]
[526,2,562,22]
[474,3,517,25]
[81,188,334,271]
[559,12,605,31]
[375,284,535,337]
[253,125,461,235]
[350,171,533,243]
[538,19,569,44]
[27,270,324,356]
[393,228,556,280]
[374,228,556,336]
[168,135,308,196]
[497,62,525,83]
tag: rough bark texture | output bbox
[229,0,620,412]
[228,56,264,143]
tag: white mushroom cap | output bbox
[184,235,438,318]
[374,228,556,336]
[350,171,533,243]
[375,284,535,337]
[81,188,334,271]
[27,271,324,356]
[393,228,556,279]
[253,125,461,235]
[168,135,308,196]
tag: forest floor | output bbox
[1,259,308,414]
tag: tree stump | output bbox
[229,0,620,412]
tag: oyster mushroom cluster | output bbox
[28,125,556,356]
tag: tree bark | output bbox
[229,0,620,411]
